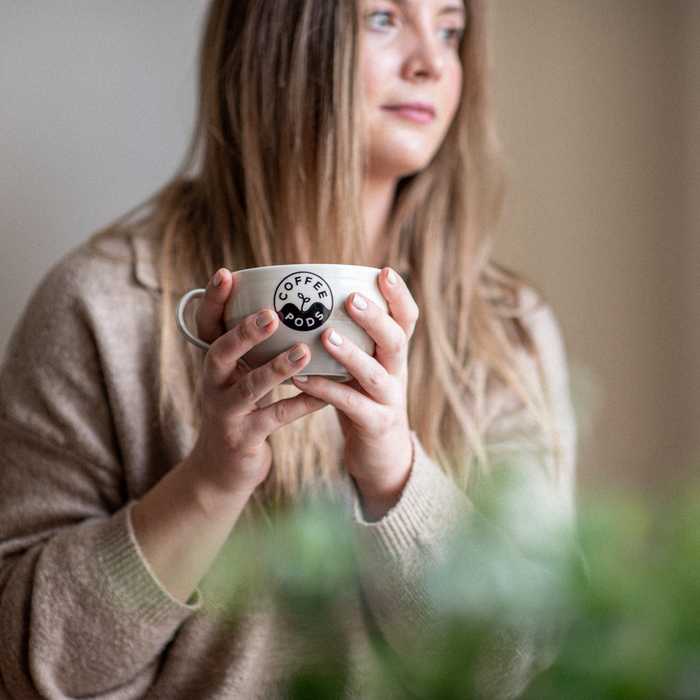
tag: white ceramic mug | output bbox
[176,264,388,385]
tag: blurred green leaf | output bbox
[198,467,700,698]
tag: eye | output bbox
[365,10,397,30]
[441,27,465,46]
[365,10,465,47]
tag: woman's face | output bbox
[359,0,466,179]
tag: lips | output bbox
[382,102,436,118]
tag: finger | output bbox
[250,392,329,436]
[291,373,382,428]
[226,364,275,411]
[378,267,420,340]
[204,308,279,388]
[227,342,311,414]
[345,291,407,376]
[257,388,275,409]
[196,268,235,343]
[316,327,394,403]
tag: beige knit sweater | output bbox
[0,231,580,699]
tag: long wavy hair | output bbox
[86,0,561,522]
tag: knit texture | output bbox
[0,231,580,699]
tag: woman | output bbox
[0,0,580,698]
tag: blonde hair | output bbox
[87,0,561,522]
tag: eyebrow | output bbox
[389,0,467,18]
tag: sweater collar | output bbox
[130,232,162,292]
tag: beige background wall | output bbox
[0,0,202,356]
[1,2,697,497]
[489,0,699,495]
[680,0,700,491]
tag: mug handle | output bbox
[176,289,211,351]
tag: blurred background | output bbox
[1,1,698,501]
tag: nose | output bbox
[401,30,445,82]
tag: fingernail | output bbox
[257,310,275,327]
[352,293,367,310]
[294,375,309,382]
[288,345,306,362]
[329,330,343,346]
[212,270,223,287]
[386,269,397,285]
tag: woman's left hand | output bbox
[292,267,419,516]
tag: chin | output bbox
[368,149,437,179]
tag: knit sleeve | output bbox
[0,255,201,699]
[348,295,584,699]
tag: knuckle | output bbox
[347,343,361,363]
[237,372,258,405]
[344,391,359,413]
[272,353,291,375]
[246,411,266,438]
[230,431,262,457]
[221,424,242,449]
[273,400,290,425]
[304,394,321,411]
[389,335,405,355]
[237,320,252,345]
[205,345,228,374]
[367,366,387,390]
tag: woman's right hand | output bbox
[186,268,327,497]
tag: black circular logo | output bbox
[273,271,333,332]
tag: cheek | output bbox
[360,48,392,108]
[445,65,463,121]
[362,74,380,110]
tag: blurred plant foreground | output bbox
[197,462,700,700]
